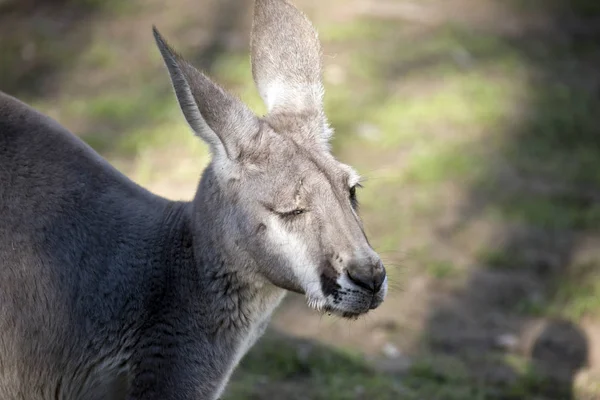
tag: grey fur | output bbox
[0,0,387,399]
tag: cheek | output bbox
[265,217,310,259]
[264,217,324,286]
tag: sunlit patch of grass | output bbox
[210,53,267,116]
[407,247,462,280]
[550,261,600,320]
[79,41,120,68]
[45,82,175,156]
[355,172,411,253]
[327,69,518,184]
[427,260,458,280]
[320,26,525,189]
[402,142,483,185]
[368,70,518,144]
[200,18,527,199]
[85,89,171,129]
[34,83,208,187]
[319,20,524,153]
[318,18,392,43]
[323,23,525,143]
[575,373,600,400]
[326,85,376,145]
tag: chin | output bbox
[309,301,370,320]
[306,282,387,320]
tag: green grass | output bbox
[319,18,392,43]
[210,53,267,116]
[485,196,600,231]
[35,83,209,187]
[480,257,600,321]
[501,354,573,400]
[406,247,462,280]
[227,337,528,400]
[224,335,404,400]
[550,261,600,320]
[502,84,600,187]
[40,85,177,155]
[79,41,120,68]
[402,143,482,185]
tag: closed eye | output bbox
[349,183,362,209]
[277,208,307,218]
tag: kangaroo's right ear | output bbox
[251,0,324,116]
[251,0,333,148]
[153,26,259,161]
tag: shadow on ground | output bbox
[0,0,103,100]
[226,329,404,400]
[422,1,600,398]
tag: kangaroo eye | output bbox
[349,183,361,209]
[279,208,306,218]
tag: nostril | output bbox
[373,263,386,293]
[346,260,387,293]
[346,267,375,292]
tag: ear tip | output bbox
[253,0,295,18]
[152,25,164,43]
[253,0,317,34]
[152,26,178,61]
[255,0,290,7]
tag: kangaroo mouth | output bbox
[307,267,387,319]
[305,291,378,319]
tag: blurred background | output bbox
[2,0,600,398]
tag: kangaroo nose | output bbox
[346,259,386,293]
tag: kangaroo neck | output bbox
[188,166,285,338]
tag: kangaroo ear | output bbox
[251,0,325,117]
[153,26,259,160]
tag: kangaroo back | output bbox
[0,91,171,399]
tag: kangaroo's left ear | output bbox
[154,26,259,161]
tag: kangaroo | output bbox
[0,0,387,399]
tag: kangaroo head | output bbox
[153,0,387,318]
